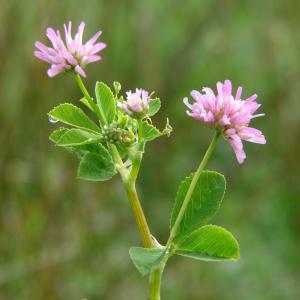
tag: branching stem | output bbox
[74,75,152,249]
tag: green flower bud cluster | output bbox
[102,123,135,146]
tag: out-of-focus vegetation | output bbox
[0,0,300,299]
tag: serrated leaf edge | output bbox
[49,127,68,143]
[56,128,101,147]
[148,98,161,117]
[48,102,100,133]
[95,81,116,124]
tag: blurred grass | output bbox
[0,0,300,299]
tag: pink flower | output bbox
[34,21,106,78]
[118,89,151,117]
[184,80,266,164]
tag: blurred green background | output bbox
[0,0,300,299]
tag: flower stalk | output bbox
[74,74,105,123]
[168,130,221,244]
[147,130,221,299]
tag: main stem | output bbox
[125,140,153,248]
[148,263,165,300]
[74,74,153,249]
[125,183,153,248]
[148,130,220,300]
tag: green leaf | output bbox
[129,247,165,276]
[69,143,104,159]
[148,98,161,117]
[50,128,104,158]
[77,146,117,181]
[49,103,100,133]
[49,127,68,143]
[170,171,225,241]
[57,129,101,146]
[175,225,240,261]
[95,82,116,124]
[139,121,161,141]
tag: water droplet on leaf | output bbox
[49,116,58,123]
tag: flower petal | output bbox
[34,51,53,64]
[238,127,266,144]
[223,79,232,96]
[86,31,102,46]
[47,64,66,77]
[81,55,101,65]
[226,131,246,164]
[87,42,106,55]
[74,65,86,78]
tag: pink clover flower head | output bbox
[184,80,266,164]
[34,21,106,78]
[118,88,152,117]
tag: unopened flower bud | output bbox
[117,113,130,129]
[113,81,122,96]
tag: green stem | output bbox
[110,144,128,179]
[74,74,91,101]
[147,131,220,299]
[74,74,104,122]
[167,130,220,244]
[148,264,165,300]
[74,74,152,248]
[125,142,152,248]
[125,182,153,248]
